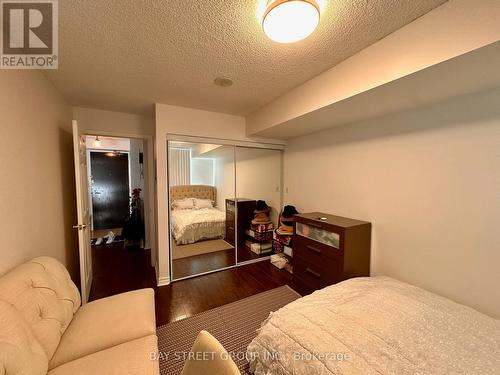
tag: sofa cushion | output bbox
[180,330,240,375]
[0,257,81,360]
[47,335,159,375]
[50,288,156,368]
[0,300,48,375]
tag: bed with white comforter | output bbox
[247,276,500,375]
[171,207,225,245]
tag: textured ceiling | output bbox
[46,0,447,116]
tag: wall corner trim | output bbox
[157,276,171,287]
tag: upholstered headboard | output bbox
[170,185,217,203]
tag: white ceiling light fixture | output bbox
[262,0,321,43]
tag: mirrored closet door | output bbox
[168,141,236,280]
[235,147,283,264]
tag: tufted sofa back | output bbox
[0,300,49,375]
[0,257,81,374]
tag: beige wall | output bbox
[85,135,130,151]
[73,107,154,136]
[284,89,500,318]
[235,148,282,225]
[0,71,77,279]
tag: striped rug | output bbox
[157,285,301,374]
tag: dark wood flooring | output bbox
[172,248,235,280]
[237,245,271,262]
[89,242,309,326]
[89,242,157,301]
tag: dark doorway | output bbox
[90,152,130,230]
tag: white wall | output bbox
[0,71,77,279]
[284,88,500,318]
[155,103,285,284]
[236,148,282,225]
[190,158,214,186]
[212,146,236,210]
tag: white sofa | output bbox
[0,257,160,375]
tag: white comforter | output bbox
[247,276,500,375]
[171,208,225,245]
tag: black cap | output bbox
[281,205,299,218]
[254,200,270,213]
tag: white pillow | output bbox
[193,198,214,209]
[172,198,195,210]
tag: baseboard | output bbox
[155,261,171,286]
[157,275,171,287]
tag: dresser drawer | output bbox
[294,255,342,290]
[294,235,342,262]
[226,210,235,224]
[296,221,340,249]
[225,226,235,246]
[226,221,235,233]
[293,212,371,292]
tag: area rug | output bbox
[171,239,234,259]
[156,285,301,374]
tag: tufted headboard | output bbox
[170,185,217,203]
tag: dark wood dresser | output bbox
[225,199,256,247]
[293,212,371,291]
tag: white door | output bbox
[72,120,93,303]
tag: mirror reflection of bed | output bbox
[168,140,283,281]
[170,185,235,279]
[168,141,238,280]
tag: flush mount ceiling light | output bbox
[262,0,320,43]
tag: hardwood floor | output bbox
[89,242,309,327]
[172,248,235,279]
[237,245,271,262]
[89,242,156,301]
[157,261,309,325]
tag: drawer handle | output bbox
[306,222,323,229]
[228,226,234,231]
[306,245,322,254]
[306,267,321,278]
